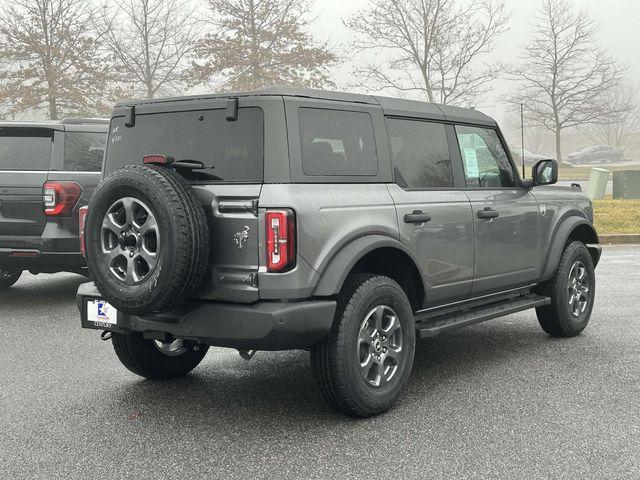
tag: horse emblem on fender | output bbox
[234,226,250,249]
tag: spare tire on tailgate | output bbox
[85,165,210,314]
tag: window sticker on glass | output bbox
[463,148,479,178]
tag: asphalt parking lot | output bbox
[1,246,639,479]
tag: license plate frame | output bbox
[84,298,118,328]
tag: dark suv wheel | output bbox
[536,241,596,337]
[0,269,22,289]
[311,274,416,417]
[112,332,209,380]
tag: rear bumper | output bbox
[77,282,336,351]
[0,249,85,272]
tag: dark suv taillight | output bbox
[43,181,83,216]
[78,205,88,257]
[266,209,296,272]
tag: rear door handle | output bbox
[404,210,432,224]
[477,207,499,220]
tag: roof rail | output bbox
[60,117,109,125]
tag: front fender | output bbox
[313,234,424,297]
[540,217,600,282]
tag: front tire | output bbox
[112,332,208,380]
[311,274,416,417]
[536,241,596,337]
[0,269,22,289]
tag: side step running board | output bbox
[415,294,551,338]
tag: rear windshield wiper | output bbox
[172,159,223,181]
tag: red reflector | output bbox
[79,205,88,257]
[43,181,83,216]
[10,251,38,257]
[143,154,173,165]
[266,209,296,272]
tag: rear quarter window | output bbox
[63,131,106,172]
[0,130,52,171]
[299,108,378,176]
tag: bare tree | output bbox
[0,0,115,119]
[508,0,629,164]
[190,0,336,91]
[587,85,640,155]
[97,0,198,99]
[345,0,509,106]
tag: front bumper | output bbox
[77,282,336,351]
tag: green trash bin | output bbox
[613,170,640,199]
[586,168,609,200]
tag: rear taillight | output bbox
[79,205,88,257]
[43,181,82,216]
[266,209,296,272]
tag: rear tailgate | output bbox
[0,129,52,251]
[104,100,266,303]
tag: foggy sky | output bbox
[309,0,640,125]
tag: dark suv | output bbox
[77,89,600,417]
[0,118,108,288]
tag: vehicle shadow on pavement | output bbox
[104,316,562,424]
[0,273,87,304]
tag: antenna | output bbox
[520,103,525,178]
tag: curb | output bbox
[598,233,640,244]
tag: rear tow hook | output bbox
[238,349,257,361]
[100,330,113,341]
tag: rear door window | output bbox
[63,131,106,171]
[455,125,515,188]
[387,118,453,188]
[299,108,378,176]
[0,131,51,171]
[106,107,264,182]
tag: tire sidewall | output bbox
[338,278,416,412]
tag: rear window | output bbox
[0,130,51,171]
[63,131,106,172]
[299,108,378,176]
[106,107,264,182]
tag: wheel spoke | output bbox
[138,249,157,270]
[121,198,135,226]
[124,256,136,284]
[373,306,384,331]
[360,352,374,369]
[102,214,122,233]
[383,314,400,335]
[139,216,158,235]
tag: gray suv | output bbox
[77,88,600,417]
[0,118,108,288]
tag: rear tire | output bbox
[112,332,208,380]
[536,241,596,337]
[311,274,416,417]
[0,269,22,289]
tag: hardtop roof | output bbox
[114,87,496,126]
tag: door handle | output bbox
[477,207,499,220]
[404,210,432,224]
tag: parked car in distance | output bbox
[567,145,624,164]
[0,118,108,288]
[77,88,600,417]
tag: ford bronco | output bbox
[77,88,600,417]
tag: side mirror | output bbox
[532,159,558,186]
